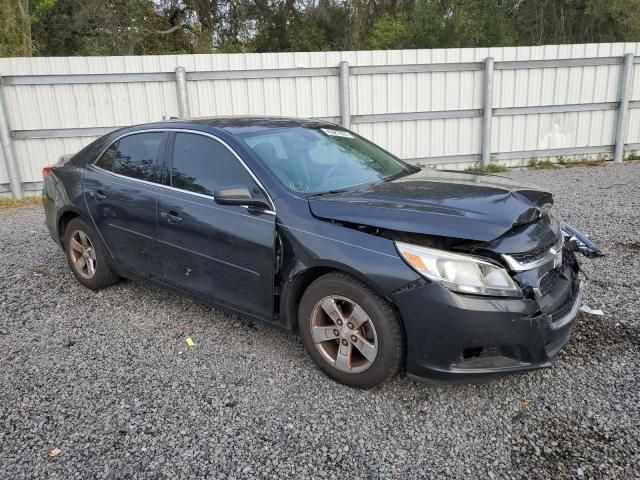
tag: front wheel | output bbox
[298,272,404,389]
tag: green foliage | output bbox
[0,0,31,57]
[513,0,640,45]
[368,14,411,50]
[0,196,41,209]
[32,0,56,20]
[2,0,640,57]
[528,157,610,169]
[527,158,556,169]
[290,26,330,52]
[466,163,509,173]
[30,0,198,56]
[410,0,445,48]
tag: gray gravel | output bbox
[1,162,639,479]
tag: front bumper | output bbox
[391,252,582,383]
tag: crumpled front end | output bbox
[391,223,596,383]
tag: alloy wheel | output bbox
[68,230,97,280]
[310,295,379,373]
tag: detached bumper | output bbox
[391,260,582,383]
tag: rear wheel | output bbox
[298,272,403,388]
[64,217,119,290]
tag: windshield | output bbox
[239,126,412,194]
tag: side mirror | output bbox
[214,185,271,209]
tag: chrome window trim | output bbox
[89,163,275,216]
[501,236,564,272]
[90,128,276,213]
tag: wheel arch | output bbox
[289,263,409,384]
[56,207,87,247]
[281,261,403,333]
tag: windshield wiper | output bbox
[379,169,413,184]
[307,188,352,198]
[309,171,413,198]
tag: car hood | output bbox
[307,169,554,243]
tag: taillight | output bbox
[42,166,53,180]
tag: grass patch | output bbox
[558,158,607,168]
[0,196,42,210]
[528,157,608,169]
[465,163,508,173]
[527,158,556,169]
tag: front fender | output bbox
[276,220,420,329]
[280,222,420,295]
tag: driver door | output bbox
[156,132,276,321]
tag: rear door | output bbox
[156,131,276,320]
[83,131,168,279]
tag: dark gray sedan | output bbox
[42,117,601,388]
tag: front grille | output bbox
[539,267,562,295]
[510,238,557,263]
[453,345,529,369]
[538,247,574,295]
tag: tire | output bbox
[63,217,120,290]
[298,272,403,389]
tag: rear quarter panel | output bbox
[43,164,88,245]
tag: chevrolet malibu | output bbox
[42,117,602,388]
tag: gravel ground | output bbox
[1,162,639,479]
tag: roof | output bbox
[147,116,336,135]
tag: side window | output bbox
[112,133,164,182]
[95,143,117,171]
[171,133,257,196]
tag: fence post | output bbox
[481,57,494,168]
[175,66,190,119]
[614,53,633,163]
[0,76,22,199]
[339,61,351,129]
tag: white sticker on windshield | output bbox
[321,128,354,139]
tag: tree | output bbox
[0,0,31,56]
[368,13,411,49]
[513,0,640,45]
[3,0,640,56]
[409,0,446,48]
[287,0,351,51]
[31,0,196,55]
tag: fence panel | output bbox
[1,42,639,196]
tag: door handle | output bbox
[89,190,106,201]
[161,211,183,224]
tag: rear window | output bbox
[95,144,116,171]
[94,132,164,183]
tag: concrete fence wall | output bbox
[1,42,640,198]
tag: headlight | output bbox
[395,242,522,297]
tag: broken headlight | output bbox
[395,242,522,297]
[561,222,605,258]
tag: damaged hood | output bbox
[307,169,554,243]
